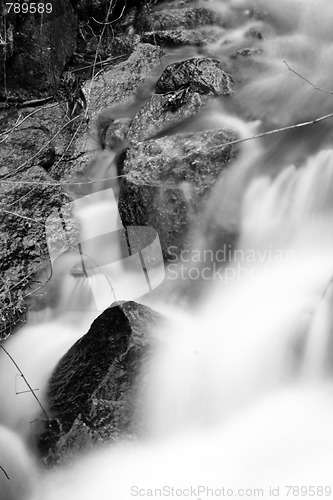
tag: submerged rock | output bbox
[38,301,163,464]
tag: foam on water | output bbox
[0,315,92,439]
[30,385,333,500]
[0,425,36,500]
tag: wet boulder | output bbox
[118,57,235,258]
[155,57,233,96]
[119,127,236,258]
[126,90,205,143]
[38,301,163,464]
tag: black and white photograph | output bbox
[1,1,333,499]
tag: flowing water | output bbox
[2,1,333,499]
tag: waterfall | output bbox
[24,147,333,500]
[2,0,333,499]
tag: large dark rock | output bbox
[117,56,234,258]
[0,0,77,93]
[119,128,236,258]
[38,301,163,464]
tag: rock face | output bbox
[83,42,163,119]
[0,102,81,336]
[0,0,243,334]
[38,301,163,464]
[119,128,235,258]
[0,0,77,93]
[118,57,235,258]
[136,5,223,32]
[155,57,233,96]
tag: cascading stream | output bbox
[2,1,333,499]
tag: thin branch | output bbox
[58,150,96,162]
[19,265,53,299]
[2,110,333,188]
[0,114,81,179]
[7,187,37,209]
[71,54,126,73]
[0,96,53,108]
[0,466,9,481]
[0,344,49,422]
[50,120,83,172]
[283,60,333,95]
[0,173,126,187]
[17,97,54,108]
[0,102,59,139]
[0,265,39,295]
[86,0,119,115]
[0,209,79,254]
[144,0,164,70]
[91,2,127,26]
[205,112,333,152]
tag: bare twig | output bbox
[17,97,54,108]
[205,112,333,152]
[0,209,79,254]
[0,96,53,108]
[0,103,59,139]
[2,109,333,188]
[284,60,333,95]
[0,173,126,187]
[71,54,126,73]
[91,2,127,26]
[7,187,37,209]
[86,0,119,115]
[0,264,40,295]
[0,344,49,421]
[0,466,9,481]
[50,121,83,171]
[20,264,53,299]
[144,0,164,70]
[0,114,81,179]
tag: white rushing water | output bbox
[2,0,333,499]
